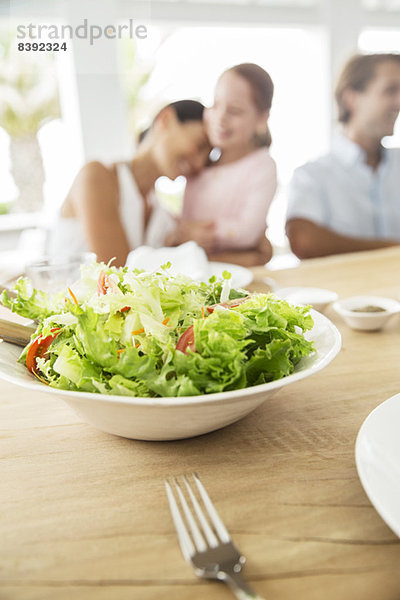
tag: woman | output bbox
[49,100,210,266]
[167,63,277,267]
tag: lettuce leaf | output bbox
[1,277,65,320]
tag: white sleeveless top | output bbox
[48,163,175,258]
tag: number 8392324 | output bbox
[18,42,67,51]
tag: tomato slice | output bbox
[176,325,196,355]
[97,270,123,296]
[97,270,108,295]
[206,296,250,314]
[26,328,61,374]
[177,296,251,353]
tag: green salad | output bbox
[1,262,315,397]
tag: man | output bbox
[286,53,400,259]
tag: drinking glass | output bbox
[25,252,96,292]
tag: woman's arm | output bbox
[164,219,216,253]
[166,221,272,266]
[69,162,130,266]
[208,235,273,267]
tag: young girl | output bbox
[166,64,277,267]
[49,100,210,266]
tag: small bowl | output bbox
[275,287,339,312]
[332,295,400,331]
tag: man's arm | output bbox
[286,218,399,259]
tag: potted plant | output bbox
[0,28,60,213]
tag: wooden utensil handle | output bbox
[0,285,17,299]
[0,318,36,347]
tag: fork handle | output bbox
[220,569,265,600]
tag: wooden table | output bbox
[2,247,400,600]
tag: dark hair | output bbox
[138,99,205,143]
[225,63,274,147]
[335,53,400,123]
[169,99,205,123]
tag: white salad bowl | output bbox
[0,310,341,441]
[332,295,400,331]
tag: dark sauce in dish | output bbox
[351,305,386,313]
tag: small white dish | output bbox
[356,393,400,538]
[0,310,341,441]
[274,286,338,312]
[207,262,253,289]
[332,295,400,331]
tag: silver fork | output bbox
[165,472,264,600]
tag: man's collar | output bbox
[331,132,388,167]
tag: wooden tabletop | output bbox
[2,247,400,600]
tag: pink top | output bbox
[183,147,277,251]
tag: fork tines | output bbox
[165,473,262,599]
[165,472,231,559]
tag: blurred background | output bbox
[0,0,399,275]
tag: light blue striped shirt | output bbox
[286,134,400,239]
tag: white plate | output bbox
[356,393,400,537]
[274,286,338,312]
[0,310,340,441]
[207,262,253,289]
